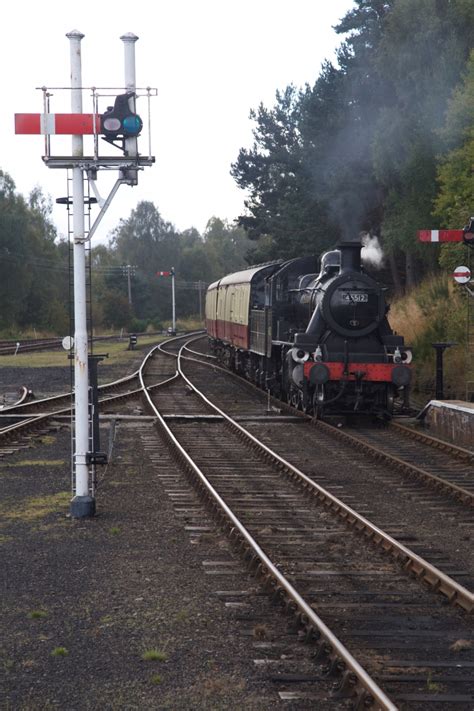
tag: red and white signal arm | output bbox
[418,230,463,242]
[453,265,471,284]
[157,271,171,276]
[15,113,100,135]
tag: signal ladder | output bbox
[64,171,100,498]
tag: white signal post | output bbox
[172,268,176,334]
[67,30,93,518]
[121,33,138,184]
[157,270,176,333]
[15,32,155,518]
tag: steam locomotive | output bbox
[205,234,412,418]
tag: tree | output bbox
[0,174,68,331]
[231,83,339,260]
[203,217,254,271]
[371,0,474,287]
[111,201,180,277]
[232,0,474,291]
[434,50,474,272]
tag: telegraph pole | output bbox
[127,266,132,305]
[123,264,136,305]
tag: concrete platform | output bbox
[418,399,474,450]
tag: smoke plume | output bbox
[360,233,384,269]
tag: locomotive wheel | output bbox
[289,388,301,409]
[303,398,313,416]
[313,404,324,420]
[297,391,304,411]
[313,386,325,419]
[385,386,395,418]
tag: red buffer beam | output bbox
[15,113,101,135]
[418,229,463,243]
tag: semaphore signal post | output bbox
[418,217,474,401]
[15,30,156,518]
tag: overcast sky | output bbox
[3,0,355,243]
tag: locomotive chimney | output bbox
[338,234,362,273]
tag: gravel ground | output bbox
[0,367,71,405]
[0,364,288,710]
[0,363,139,405]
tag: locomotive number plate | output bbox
[342,292,368,303]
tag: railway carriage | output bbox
[205,234,412,418]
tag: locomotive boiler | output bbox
[205,234,412,418]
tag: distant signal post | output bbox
[418,218,473,296]
[419,218,474,401]
[157,269,176,334]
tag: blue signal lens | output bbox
[122,115,143,136]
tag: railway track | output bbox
[0,333,198,452]
[0,337,65,355]
[341,420,474,505]
[136,336,474,709]
[2,333,472,706]
[0,331,163,356]
[185,338,474,512]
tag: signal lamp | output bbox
[463,217,474,247]
[101,93,143,143]
[122,115,143,136]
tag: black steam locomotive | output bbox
[205,234,412,418]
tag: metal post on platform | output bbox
[67,30,95,519]
[432,342,457,400]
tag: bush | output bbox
[129,318,148,333]
[148,317,163,332]
[389,275,468,397]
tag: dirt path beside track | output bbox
[0,382,278,709]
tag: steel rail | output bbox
[182,336,474,511]
[0,385,30,410]
[0,331,203,415]
[182,343,217,360]
[139,343,398,710]
[0,334,202,440]
[0,332,166,356]
[156,330,206,360]
[390,419,474,461]
[315,418,474,508]
[0,412,56,439]
[0,370,141,414]
[176,343,474,613]
[0,378,180,437]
